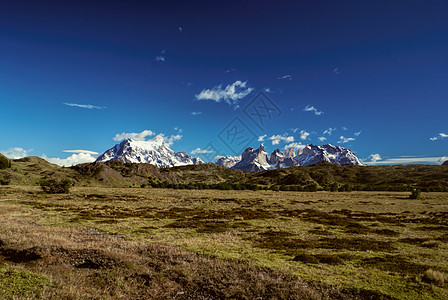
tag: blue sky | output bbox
[0,0,447,166]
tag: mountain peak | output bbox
[96,137,203,167]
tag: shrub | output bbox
[40,178,72,194]
[409,188,421,199]
[0,153,11,169]
[330,183,339,192]
[422,269,445,285]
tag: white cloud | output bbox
[63,150,98,155]
[284,143,306,152]
[338,136,355,143]
[195,80,253,106]
[367,156,448,165]
[318,137,327,142]
[258,134,267,142]
[269,135,294,145]
[173,127,183,133]
[64,103,105,110]
[263,87,272,93]
[155,56,165,62]
[224,68,236,73]
[178,26,183,32]
[299,130,310,140]
[190,148,214,155]
[333,67,340,75]
[342,126,348,131]
[190,111,202,116]
[323,127,336,135]
[41,152,97,167]
[303,105,323,116]
[354,131,362,137]
[366,153,382,163]
[163,134,182,146]
[113,130,155,142]
[277,75,292,80]
[1,147,33,159]
[430,132,448,141]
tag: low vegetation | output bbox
[2,157,448,192]
[1,186,447,299]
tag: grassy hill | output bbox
[1,157,447,191]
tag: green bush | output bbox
[40,178,72,194]
[0,153,11,169]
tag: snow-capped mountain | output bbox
[216,155,241,168]
[96,136,204,168]
[231,144,271,172]
[226,144,363,172]
[295,144,363,166]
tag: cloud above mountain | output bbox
[195,80,253,107]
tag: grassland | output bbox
[1,185,447,299]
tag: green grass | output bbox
[1,186,448,299]
[0,266,52,299]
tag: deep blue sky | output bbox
[1,0,447,165]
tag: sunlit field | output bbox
[1,186,447,299]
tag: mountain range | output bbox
[96,138,364,171]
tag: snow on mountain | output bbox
[294,144,364,166]
[216,155,241,168]
[96,136,204,168]
[231,144,271,172]
[229,143,363,171]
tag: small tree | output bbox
[0,153,11,169]
[409,188,421,199]
[40,178,72,194]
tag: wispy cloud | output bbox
[63,150,98,155]
[354,131,362,137]
[0,147,33,159]
[258,134,267,142]
[195,80,253,107]
[155,49,166,62]
[342,126,348,131]
[277,74,292,80]
[365,155,448,165]
[224,68,236,73]
[318,136,327,142]
[338,136,355,143]
[323,127,336,135]
[173,127,183,133]
[113,130,155,141]
[429,132,448,141]
[190,111,202,116]
[64,103,105,110]
[190,148,213,155]
[42,152,97,167]
[178,26,183,32]
[269,134,294,145]
[303,105,323,116]
[333,67,340,75]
